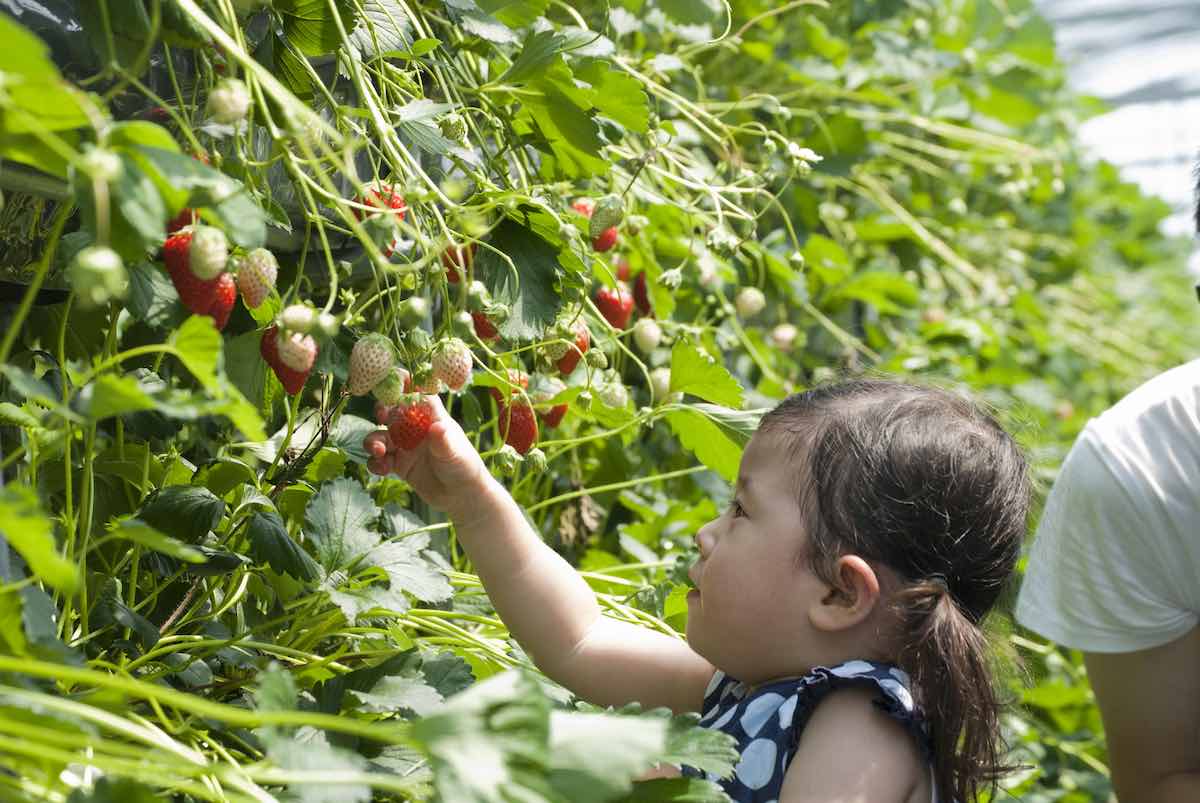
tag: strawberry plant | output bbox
[0,1,1195,801]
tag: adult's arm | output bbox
[1084,625,1200,803]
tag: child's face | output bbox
[686,431,831,684]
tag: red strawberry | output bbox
[164,232,228,318]
[592,226,619,252]
[488,369,529,403]
[616,259,631,282]
[277,330,318,372]
[354,183,407,223]
[441,243,476,284]
[571,198,595,217]
[432,338,473,391]
[389,396,436,449]
[210,273,236,331]
[595,283,634,330]
[472,311,499,341]
[167,208,198,234]
[237,248,277,309]
[347,334,395,396]
[547,320,590,375]
[498,399,538,455]
[260,325,310,395]
[633,271,652,316]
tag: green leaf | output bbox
[0,401,40,429]
[350,0,413,57]
[669,342,744,408]
[664,407,744,482]
[477,0,550,27]
[93,581,159,648]
[420,650,475,698]
[657,0,723,26]
[170,315,222,392]
[447,1,518,45]
[661,711,739,776]
[277,0,361,56]
[111,154,167,249]
[501,29,568,84]
[83,374,159,421]
[305,477,381,571]
[137,485,225,543]
[0,15,89,135]
[246,510,322,582]
[262,727,370,803]
[106,518,206,563]
[548,710,667,801]
[128,261,186,329]
[352,673,444,715]
[132,146,267,248]
[187,545,251,576]
[364,533,453,604]
[80,0,152,68]
[107,122,182,155]
[0,487,78,594]
[826,271,919,315]
[393,99,457,155]
[67,777,160,803]
[618,778,731,802]
[256,663,300,712]
[248,413,378,464]
[575,59,650,133]
[520,74,607,177]
[194,457,258,497]
[476,217,564,340]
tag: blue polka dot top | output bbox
[681,659,942,803]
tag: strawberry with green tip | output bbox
[348,333,396,396]
[236,248,277,309]
[277,330,318,373]
[261,325,311,395]
[187,226,229,280]
[389,396,436,449]
[432,338,473,391]
[532,376,568,428]
[545,319,590,375]
[371,364,410,405]
[488,368,529,403]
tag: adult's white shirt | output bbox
[1016,359,1200,653]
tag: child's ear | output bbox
[808,555,880,632]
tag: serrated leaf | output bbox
[393,99,457,154]
[500,29,568,84]
[0,402,39,429]
[171,315,221,392]
[352,674,444,715]
[66,777,160,803]
[664,408,743,482]
[619,777,731,802]
[456,7,518,44]
[381,503,426,538]
[111,154,167,249]
[364,534,453,603]
[0,487,78,594]
[520,76,607,177]
[420,650,475,698]
[106,518,206,563]
[108,122,181,155]
[669,342,744,407]
[0,15,89,133]
[575,58,649,133]
[306,477,380,571]
[476,217,564,340]
[247,413,377,464]
[246,510,322,582]
[277,0,361,57]
[82,374,159,421]
[194,457,258,497]
[93,585,159,648]
[137,485,225,543]
[350,0,413,57]
[262,727,370,803]
[256,664,299,712]
[548,710,667,802]
[662,712,739,776]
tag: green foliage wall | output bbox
[0,0,1194,800]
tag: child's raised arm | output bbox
[390,395,715,714]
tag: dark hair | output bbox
[759,378,1030,803]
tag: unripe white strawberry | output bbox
[371,364,410,404]
[769,323,799,351]
[69,245,128,308]
[734,286,766,318]
[650,367,673,401]
[588,194,624,240]
[431,337,473,391]
[280,304,317,334]
[632,318,662,353]
[208,78,251,124]
[597,376,629,409]
[236,247,277,309]
[189,226,228,280]
[276,330,317,372]
[316,311,340,337]
[347,333,395,396]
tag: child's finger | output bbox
[389,444,419,479]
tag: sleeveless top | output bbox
[681,659,941,803]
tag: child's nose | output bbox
[694,521,716,556]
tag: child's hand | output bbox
[388,394,491,520]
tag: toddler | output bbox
[391,378,1030,803]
